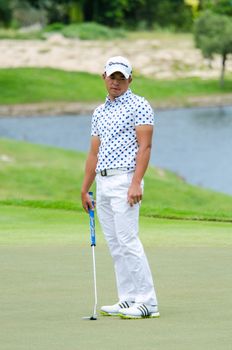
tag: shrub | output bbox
[43,22,65,32]
[61,22,126,40]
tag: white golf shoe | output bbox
[119,303,160,319]
[100,301,134,316]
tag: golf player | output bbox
[81,56,159,319]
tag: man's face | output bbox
[103,72,132,100]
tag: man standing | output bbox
[81,56,159,319]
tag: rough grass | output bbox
[1,138,232,221]
[0,68,232,106]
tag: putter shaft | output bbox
[92,245,97,317]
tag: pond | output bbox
[0,105,232,195]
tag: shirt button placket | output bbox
[108,103,115,130]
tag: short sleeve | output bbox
[135,98,154,126]
[91,110,99,136]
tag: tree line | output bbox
[0,0,231,30]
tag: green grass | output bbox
[0,28,44,40]
[0,27,190,41]
[1,138,232,221]
[0,27,193,41]
[1,205,231,247]
[127,30,192,41]
[0,68,105,104]
[0,205,231,350]
[133,75,232,104]
[0,68,232,106]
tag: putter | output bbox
[82,191,98,321]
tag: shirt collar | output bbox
[104,89,132,106]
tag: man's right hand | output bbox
[81,192,95,213]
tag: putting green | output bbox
[0,205,231,350]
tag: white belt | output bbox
[98,168,133,177]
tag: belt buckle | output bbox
[100,169,107,176]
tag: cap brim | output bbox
[106,66,130,79]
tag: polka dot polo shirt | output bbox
[91,88,154,173]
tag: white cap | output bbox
[105,56,132,79]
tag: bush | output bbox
[61,22,126,40]
[43,22,65,32]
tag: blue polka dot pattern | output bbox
[91,89,155,172]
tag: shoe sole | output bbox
[100,311,120,317]
[119,312,160,320]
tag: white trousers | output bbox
[96,172,158,306]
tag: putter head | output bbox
[90,315,97,320]
[82,315,97,321]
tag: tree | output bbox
[0,0,195,30]
[68,0,194,30]
[24,0,84,24]
[0,0,13,26]
[199,0,232,16]
[194,10,232,87]
[212,0,232,16]
[123,0,193,30]
[152,0,193,31]
[83,0,132,27]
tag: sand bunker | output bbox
[1,34,231,79]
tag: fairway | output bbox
[0,205,231,350]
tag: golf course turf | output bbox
[0,205,231,350]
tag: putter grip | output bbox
[88,191,96,246]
